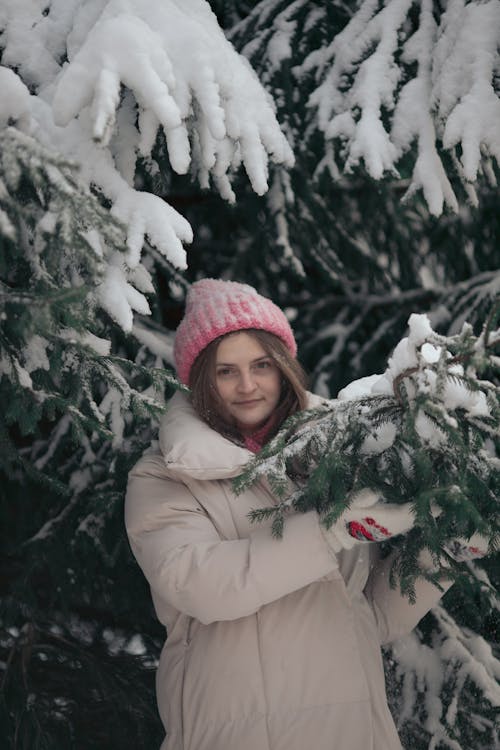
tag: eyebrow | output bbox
[215,355,271,366]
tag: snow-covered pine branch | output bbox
[233,0,500,215]
[0,127,175,474]
[387,604,500,749]
[0,0,294,335]
[0,65,33,133]
[51,0,294,199]
[234,310,500,597]
[308,0,500,214]
[0,12,193,312]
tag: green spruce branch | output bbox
[234,309,500,599]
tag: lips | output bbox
[234,399,263,407]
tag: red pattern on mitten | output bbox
[443,534,489,562]
[347,518,391,542]
[320,496,416,554]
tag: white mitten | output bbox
[320,488,415,554]
[427,505,490,563]
[442,532,490,562]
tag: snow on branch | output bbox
[390,603,500,749]
[0,66,33,133]
[52,0,294,198]
[1,2,193,277]
[0,0,294,331]
[234,309,500,598]
[438,1,500,181]
[305,0,500,214]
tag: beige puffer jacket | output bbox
[125,391,450,750]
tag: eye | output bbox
[216,366,235,378]
[254,359,273,370]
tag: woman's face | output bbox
[214,331,282,436]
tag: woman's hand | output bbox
[427,505,491,563]
[320,489,415,553]
[442,532,490,562]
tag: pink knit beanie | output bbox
[174,278,297,385]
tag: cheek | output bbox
[268,372,282,400]
[215,379,233,402]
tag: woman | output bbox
[125,279,456,750]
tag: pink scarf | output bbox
[243,417,276,453]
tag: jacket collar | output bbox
[158,389,327,481]
[159,391,251,480]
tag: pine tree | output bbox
[1,1,499,749]
[0,126,181,748]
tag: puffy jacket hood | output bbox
[158,390,327,481]
[158,391,251,480]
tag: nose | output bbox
[237,369,257,393]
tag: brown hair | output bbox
[189,329,308,445]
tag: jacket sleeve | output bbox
[364,546,454,644]
[125,454,340,625]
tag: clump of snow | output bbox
[97,259,151,332]
[0,207,15,240]
[337,374,382,400]
[82,228,105,258]
[13,358,33,389]
[268,16,296,68]
[58,328,111,356]
[110,189,191,271]
[22,335,51,373]
[53,13,182,147]
[338,312,493,449]
[103,627,127,655]
[421,342,441,364]
[407,312,434,347]
[361,422,398,454]
[81,331,112,357]
[125,633,147,656]
[0,0,78,90]
[132,321,174,366]
[414,411,445,449]
[99,386,126,447]
[0,66,33,132]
